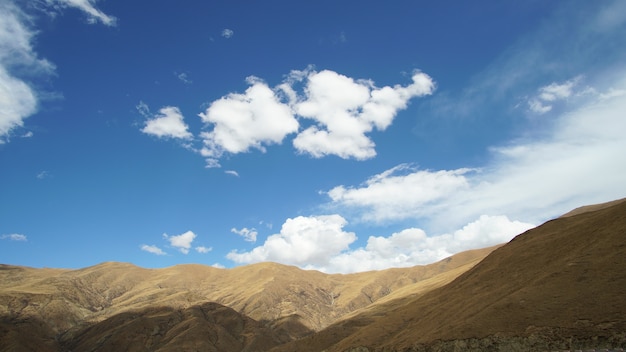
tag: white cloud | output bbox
[224,170,239,177]
[226,214,533,274]
[195,246,212,253]
[221,28,234,38]
[211,263,226,269]
[45,0,117,26]
[227,215,356,267]
[528,77,581,114]
[198,77,298,167]
[231,227,257,242]
[163,230,197,254]
[140,244,166,255]
[327,164,473,223]
[1,233,27,241]
[141,106,193,140]
[196,68,434,166]
[326,215,533,273]
[326,76,626,232]
[0,0,114,143]
[0,1,52,143]
[21,131,33,138]
[293,70,435,159]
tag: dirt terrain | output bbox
[277,198,626,352]
[0,242,494,351]
[1,198,625,351]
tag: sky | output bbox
[1,0,625,273]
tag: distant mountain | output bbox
[276,198,626,352]
[0,241,495,351]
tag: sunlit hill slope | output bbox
[1,198,625,351]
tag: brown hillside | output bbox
[62,302,289,352]
[0,244,495,351]
[317,198,626,351]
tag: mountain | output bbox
[277,198,626,352]
[2,198,624,351]
[0,243,495,351]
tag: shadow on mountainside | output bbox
[276,198,626,352]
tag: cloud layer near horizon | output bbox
[227,213,534,273]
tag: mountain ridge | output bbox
[281,197,626,351]
[2,198,625,351]
[0,243,497,351]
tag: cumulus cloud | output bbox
[44,0,117,26]
[293,70,435,159]
[227,215,356,267]
[140,244,166,255]
[528,77,582,114]
[197,68,434,166]
[326,76,626,232]
[231,227,257,242]
[141,106,193,139]
[226,214,533,273]
[327,215,534,273]
[221,28,234,38]
[1,233,27,241]
[163,230,197,254]
[198,77,299,167]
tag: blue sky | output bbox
[1,0,625,273]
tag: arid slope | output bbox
[295,198,626,352]
[0,245,495,351]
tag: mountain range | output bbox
[1,198,625,351]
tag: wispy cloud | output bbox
[224,170,239,177]
[0,1,50,143]
[36,171,51,179]
[44,0,117,26]
[221,28,234,38]
[195,246,212,254]
[1,233,27,241]
[528,76,582,114]
[175,72,192,85]
[140,244,166,255]
[0,0,114,144]
[231,227,257,242]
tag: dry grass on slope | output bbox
[268,247,497,352]
[329,198,626,351]
[62,302,288,352]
